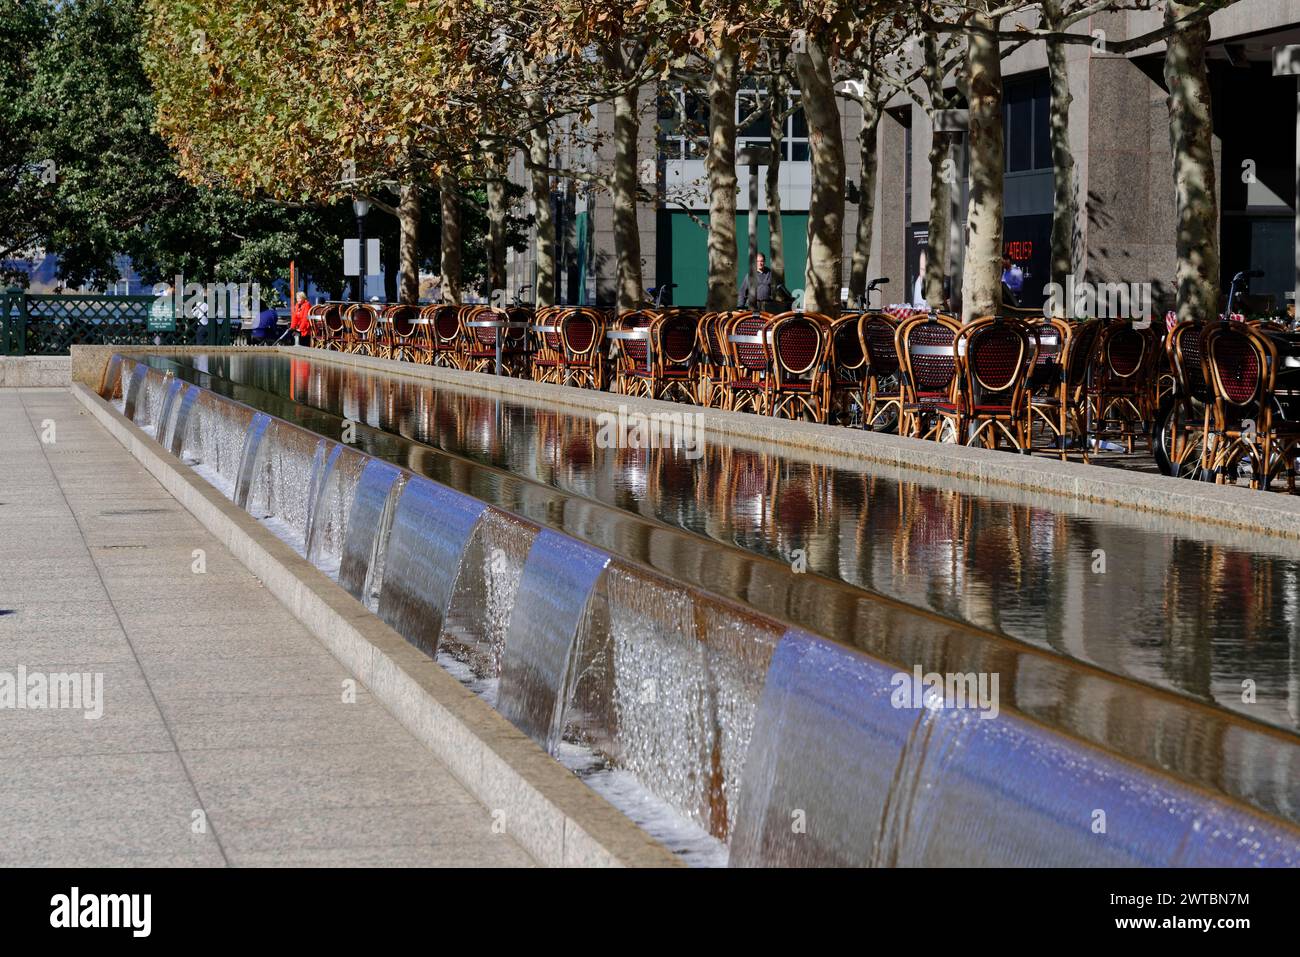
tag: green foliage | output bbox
[2,0,346,291]
[0,0,54,268]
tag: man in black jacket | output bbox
[737,253,791,310]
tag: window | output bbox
[736,78,809,162]
[1003,73,1051,173]
[658,80,809,163]
[657,86,709,160]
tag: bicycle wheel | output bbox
[1152,393,1208,480]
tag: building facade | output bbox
[507,3,1300,314]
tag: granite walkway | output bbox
[0,388,533,867]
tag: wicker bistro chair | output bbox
[860,312,903,432]
[1049,318,1104,462]
[1026,317,1073,458]
[323,303,349,351]
[464,305,529,376]
[1203,322,1300,490]
[827,312,867,426]
[503,305,533,365]
[308,304,343,350]
[343,303,380,356]
[1156,319,1212,477]
[770,312,831,423]
[896,312,962,440]
[697,311,742,409]
[938,317,1039,450]
[559,307,607,390]
[642,309,699,402]
[722,311,776,415]
[425,304,466,369]
[1086,320,1157,453]
[384,304,427,363]
[529,306,566,384]
[610,310,659,395]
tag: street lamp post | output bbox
[736,144,771,311]
[353,197,372,300]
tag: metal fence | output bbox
[0,288,236,355]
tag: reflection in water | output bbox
[168,352,1300,732]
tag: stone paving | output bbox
[0,388,534,867]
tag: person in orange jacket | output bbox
[289,291,312,344]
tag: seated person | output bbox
[251,304,280,344]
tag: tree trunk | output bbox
[792,38,845,317]
[607,46,645,313]
[960,10,1005,322]
[923,35,950,308]
[523,63,557,308]
[1043,0,1076,296]
[925,134,952,307]
[398,182,420,305]
[439,172,462,305]
[706,37,740,311]
[849,65,883,305]
[485,155,508,299]
[528,136,556,308]
[1165,1,1219,324]
[767,66,786,286]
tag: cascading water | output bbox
[727,630,1298,867]
[338,459,404,606]
[304,444,361,572]
[99,354,123,399]
[168,383,199,457]
[232,412,272,509]
[244,421,322,542]
[192,390,254,488]
[439,509,537,680]
[498,530,611,754]
[560,563,781,840]
[375,477,488,656]
[301,441,333,547]
[121,363,148,421]
[155,377,184,449]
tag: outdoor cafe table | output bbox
[466,318,529,375]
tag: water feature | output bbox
[338,459,405,608]
[498,530,611,754]
[99,353,123,399]
[376,477,488,656]
[232,412,271,509]
[731,630,1297,867]
[155,377,184,451]
[99,353,1300,867]
[299,440,332,552]
[168,382,199,456]
[121,362,148,421]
